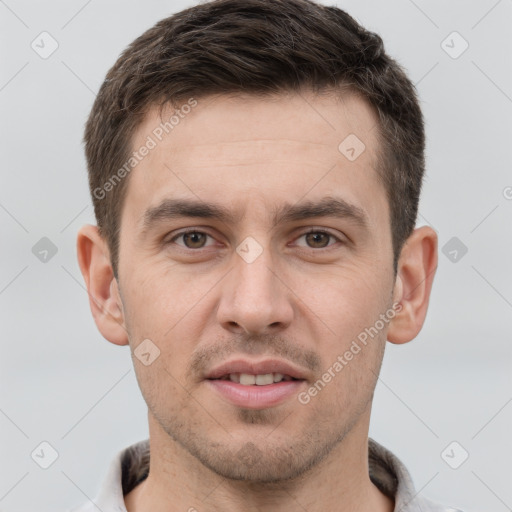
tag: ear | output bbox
[76,224,129,346]
[387,226,438,345]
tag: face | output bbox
[115,91,399,482]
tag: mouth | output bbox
[204,359,308,409]
[210,372,302,385]
[205,358,307,381]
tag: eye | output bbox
[168,230,216,249]
[294,229,342,249]
[165,228,343,252]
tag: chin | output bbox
[176,426,341,484]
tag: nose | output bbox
[216,245,294,335]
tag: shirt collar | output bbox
[79,437,458,512]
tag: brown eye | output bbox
[294,229,340,249]
[169,230,215,249]
[304,232,331,248]
[182,232,207,248]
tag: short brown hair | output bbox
[84,0,425,278]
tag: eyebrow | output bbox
[140,196,368,236]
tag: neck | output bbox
[124,412,394,512]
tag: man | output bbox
[73,0,462,510]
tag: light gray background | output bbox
[1,1,511,511]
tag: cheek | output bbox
[296,339,384,433]
[133,358,192,424]
[121,268,219,387]
[122,264,219,337]
[296,261,392,336]
[295,264,391,398]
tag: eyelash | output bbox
[166,228,343,251]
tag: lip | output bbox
[204,358,308,410]
[205,358,307,380]
[206,379,305,409]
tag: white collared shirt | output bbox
[67,438,464,512]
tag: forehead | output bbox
[122,91,386,228]
[136,90,379,154]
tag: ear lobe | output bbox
[387,226,438,345]
[76,224,129,346]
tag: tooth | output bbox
[231,373,292,385]
[239,373,256,385]
[255,373,274,385]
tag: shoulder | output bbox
[64,439,149,512]
[413,494,466,512]
[368,438,467,512]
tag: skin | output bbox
[77,90,437,512]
